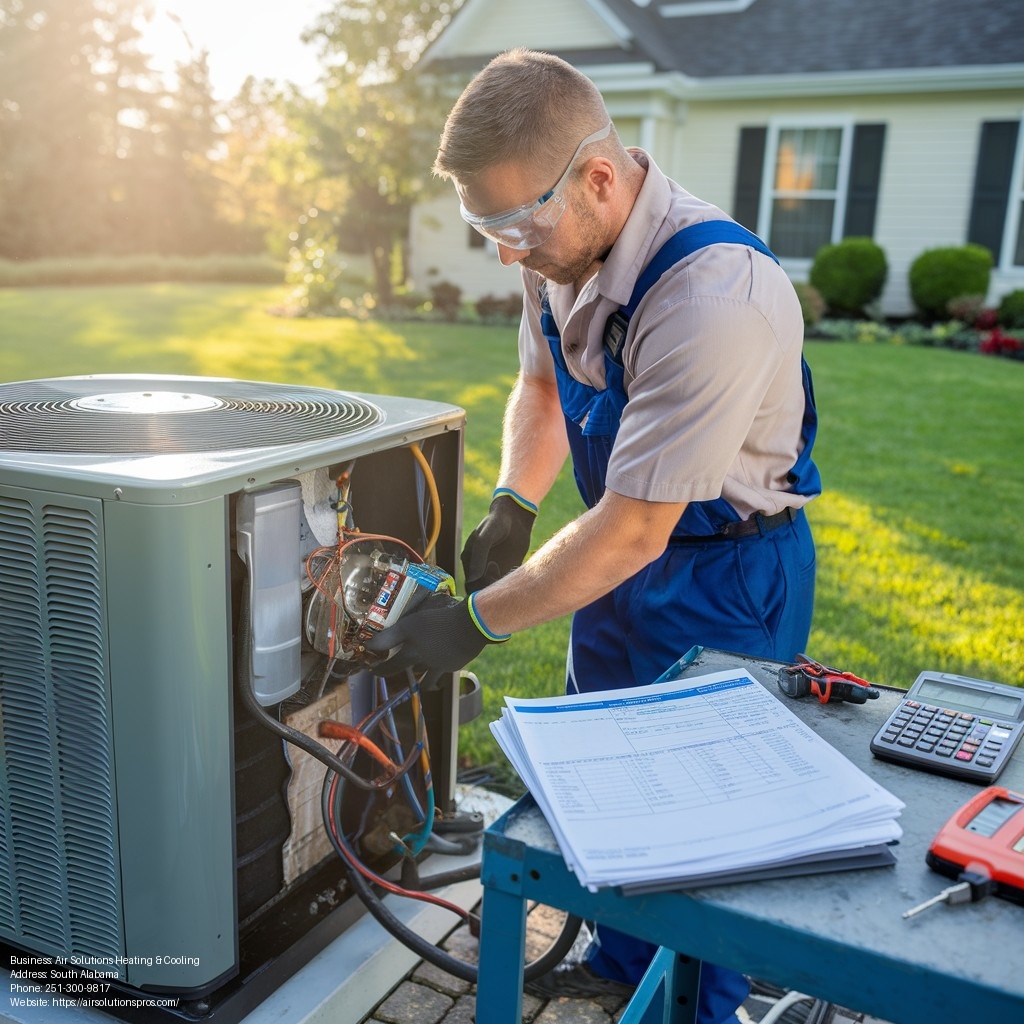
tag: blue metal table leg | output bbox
[667,952,701,1024]
[620,947,700,1024]
[475,884,528,1024]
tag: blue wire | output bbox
[376,676,424,823]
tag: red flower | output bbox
[980,328,1023,356]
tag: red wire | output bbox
[327,774,469,921]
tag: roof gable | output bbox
[427,0,629,62]
[427,0,1024,78]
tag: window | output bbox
[1014,188,1024,267]
[967,119,1024,270]
[766,126,844,259]
[733,121,885,261]
[1007,124,1024,268]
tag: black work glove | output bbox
[363,592,509,685]
[461,490,538,594]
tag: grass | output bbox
[2,282,1021,770]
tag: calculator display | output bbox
[914,678,1024,719]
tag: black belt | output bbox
[671,506,798,544]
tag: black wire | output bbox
[321,765,582,983]
[238,661,420,791]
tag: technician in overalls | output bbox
[367,49,820,1023]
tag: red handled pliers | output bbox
[778,654,880,705]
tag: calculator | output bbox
[870,671,1024,783]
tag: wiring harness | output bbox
[239,442,581,983]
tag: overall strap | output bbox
[605,221,777,358]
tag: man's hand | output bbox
[363,592,508,683]
[461,490,537,593]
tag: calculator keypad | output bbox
[878,700,1012,772]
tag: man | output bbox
[367,49,820,1024]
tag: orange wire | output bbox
[318,720,400,775]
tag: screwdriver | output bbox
[902,870,996,919]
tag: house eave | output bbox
[673,63,1024,101]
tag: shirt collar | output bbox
[596,150,674,308]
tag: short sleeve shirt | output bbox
[518,151,811,520]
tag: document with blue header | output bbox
[490,668,904,891]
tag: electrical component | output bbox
[303,536,455,671]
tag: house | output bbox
[412,0,1024,317]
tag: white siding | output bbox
[673,92,1024,314]
[410,193,523,304]
[411,46,1024,313]
[430,0,622,58]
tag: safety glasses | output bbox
[459,123,613,250]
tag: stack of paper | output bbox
[490,668,904,892]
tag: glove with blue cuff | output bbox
[461,488,538,594]
[363,591,510,684]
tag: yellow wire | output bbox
[409,442,442,562]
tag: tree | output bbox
[299,0,462,306]
[0,0,150,256]
[0,0,240,258]
[215,77,344,259]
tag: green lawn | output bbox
[2,282,1021,768]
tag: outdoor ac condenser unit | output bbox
[0,374,464,1005]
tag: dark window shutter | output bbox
[733,126,766,231]
[967,120,1019,259]
[842,123,886,238]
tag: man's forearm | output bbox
[495,372,569,507]
[472,490,688,636]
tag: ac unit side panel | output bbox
[0,377,472,1003]
[104,497,237,993]
[0,485,125,963]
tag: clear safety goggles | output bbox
[459,123,613,250]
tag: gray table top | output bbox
[495,648,1024,1005]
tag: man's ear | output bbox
[581,156,616,202]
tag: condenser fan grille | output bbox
[0,378,384,454]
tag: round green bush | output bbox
[997,288,1024,329]
[792,281,826,328]
[908,244,992,321]
[808,237,888,317]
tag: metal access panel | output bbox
[0,375,465,1000]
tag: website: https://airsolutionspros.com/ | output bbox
[8,953,196,1010]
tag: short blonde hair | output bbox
[433,49,620,184]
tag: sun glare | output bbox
[137,4,196,75]
[134,1,325,99]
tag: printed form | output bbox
[491,669,904,890]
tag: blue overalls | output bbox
[541,222,820,1023]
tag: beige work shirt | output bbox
[518,151,812,520]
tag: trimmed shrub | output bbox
[808,237,887,317]
[908,244,992,321]
[475,292,523,324]
[946,293,987,327]
[0,254,284,287]
[430,280,463,321]
[792,281,826,328]
[997,288,1024,329]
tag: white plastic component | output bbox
[237,482,304,705]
